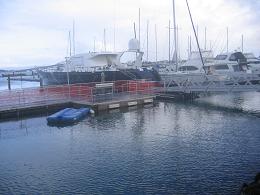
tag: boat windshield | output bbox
[229,52,246,62]
[120,52,137,65]
[213,64,229,70]
[189,51,213,60]
[179,66,198,71]
[244,53,257,59]
[215,55,227,60]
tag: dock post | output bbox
[40,78,43,87]
[8,75,11,90]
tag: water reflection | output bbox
[196,92,260,117]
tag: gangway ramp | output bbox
[160,73,260,93]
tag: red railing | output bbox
[0,80,160,110]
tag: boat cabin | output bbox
[244,53,260,73]
[207,52,250,74]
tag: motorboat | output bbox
[176,50,214,74]
[207,51,251,74]
[173,51,252,75]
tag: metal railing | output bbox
[161,73,260,93]
[0,80,159,111]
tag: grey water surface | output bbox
[0,93,260,195]
[0,77,40,91]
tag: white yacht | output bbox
[173,51,251,75]
[244,53,260,74]
[38,39,161,86]
[154,61,177,75]
[177,50,214,74]
[207,52,251,74]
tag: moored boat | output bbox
[38,39,161,86]
[244,52,260,74]
[47,107,90,124]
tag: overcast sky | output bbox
[0,0,260,68]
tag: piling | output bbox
[7,75,11,90]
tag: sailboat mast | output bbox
[113,0,116,52]
[204,27,207,50]
[185,0,205,72]
[146,20,149,61]
[187,36,189,57]
[189,35,192,56]
[93,37,96,52]
[241,34,244,53]
[172,0,178,70]
[73,20,75,55]
[168,20,171,64]
[69,31,72,57]
[139,8,141,48]
[196,25,199,43]
[134,22,137,39]
[227,27,229,53]
[177,24,180,61]
[155,24,158,62]
[104,29,106,52]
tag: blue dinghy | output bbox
[47,107,90,124]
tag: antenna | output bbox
[185,0,205,72]
[134,22,137,39]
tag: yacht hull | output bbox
[38,69,161,86]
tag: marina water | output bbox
[0,77,40,91]
[0,90,260,194]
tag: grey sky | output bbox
[0,0,259,68]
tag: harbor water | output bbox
[0,77,40,91]
[0,91,260,194]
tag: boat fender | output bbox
[90,109,95,115]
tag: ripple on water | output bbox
[0,96,260,194]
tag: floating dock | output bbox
[2,73,260,121]
[0,80,158,120]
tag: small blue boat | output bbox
[47,108,90,124]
